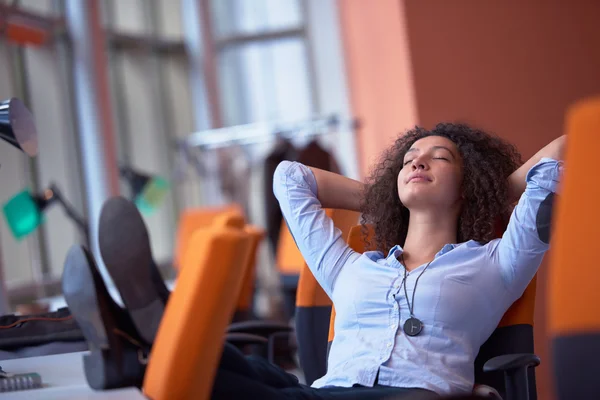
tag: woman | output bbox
[213,123,564,399]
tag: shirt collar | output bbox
[386,243,458,265]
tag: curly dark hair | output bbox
[360,123,523,253]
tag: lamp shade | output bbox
[0,98,38,156]
[3,185,89,242]
[3,190,45,240]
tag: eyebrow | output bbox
[405,146,456,159]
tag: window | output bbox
[103,0,192,266]
[201,0,357,179]
[211,0,303,37]
[210,0,314,126]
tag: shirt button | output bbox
[387,342,392,348]
[390,324,396,329]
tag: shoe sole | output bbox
[62,245,143,390]
[98,196,164,344]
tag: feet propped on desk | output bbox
[62,245,149,390]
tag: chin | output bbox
[400,191,447,210]
[400,187,434,200]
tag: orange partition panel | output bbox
[549,96,600,335]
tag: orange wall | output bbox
[405,1,600,158]
[339,1,600,399]
[338,0,418,179]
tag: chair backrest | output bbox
[549,96,600,400]
[325,224,538,399]
[177,209,257,322]
[212,211,245,230]
[294,209,360,385]
[143,223,253,400]
[233,225,265,322]
[206,212,265,322]
[174,204,244,269]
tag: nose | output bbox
[411,157,428,170]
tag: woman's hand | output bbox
[507,135,566,203]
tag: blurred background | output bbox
[1,1,599,399]
[0,0,356,306]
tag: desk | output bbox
[0,351,146,399]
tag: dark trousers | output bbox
[211,343,440,400]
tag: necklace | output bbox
[398,253,432,336]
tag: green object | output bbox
[134,176,170,215]
[3,189,43,240]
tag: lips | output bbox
[407,174,432,183]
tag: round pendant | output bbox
[403,317,423,336]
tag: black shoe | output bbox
[62,245,148,390]
[98,196,168,344]
[150,259,171,304]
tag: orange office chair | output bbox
[205,211,266,322]
[143,222,254,400]
[176,206,261,322]
[173,204,244,269]
[235,225,266,321]
[549,96,600,400]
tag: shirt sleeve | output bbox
[273,161,357,298]
[489,157,562,298]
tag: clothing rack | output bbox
[178,114,359,150]
[172,114,359,183]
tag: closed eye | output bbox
[403,160,413,166]
[433,157,449,161]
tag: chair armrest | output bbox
[225,332,269,346]
[483,353,540,400]
[483,353,540,373]
[227,320,292,338]
[227,321,293,364]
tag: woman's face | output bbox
[397,135,464,212]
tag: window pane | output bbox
[211,0,302,37]
[106,0,150,34]
[23,43,85,280]
[0,41,37,289]
[111,51,177,264]
[156,0,183,38]
[14,0,59,16]
[161,54,201,209]
[218,37,313,126]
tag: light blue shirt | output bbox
[273,158,561,396]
